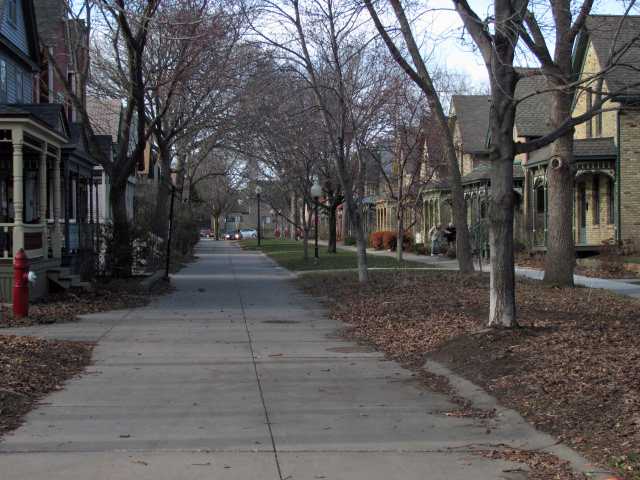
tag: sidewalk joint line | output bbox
[230,252,287,480]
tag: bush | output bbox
[382,231,396,250]
[370,231,384,250]
[370,230,413,252]
[344,236,356,246]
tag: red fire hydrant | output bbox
[13,248,30,318]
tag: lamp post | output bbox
[255,185,262,247]
[311,180,322,260]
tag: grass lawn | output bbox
[240,239,426,271]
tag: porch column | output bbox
[52,149,62,259]
[12,129,24,252]
[39,144,48,258]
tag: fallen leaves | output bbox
[0,335,92,435]
[0,278,173,328]
[299,270,640,480]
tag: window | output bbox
[15,71,22,102]
[593,175,600,225]
[0,60,6,102]
[607,177,615,225]
[8,0,17,26]
[536,185,545,213]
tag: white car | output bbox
[239,228,258,239]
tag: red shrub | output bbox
[370,231,385,250]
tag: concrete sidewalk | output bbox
[325,241,640,299]
[0,241,606,479]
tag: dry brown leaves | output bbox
[516,254,638,279]
[0,278,173,328]
[299,271,640,480]
[0,335,92,435]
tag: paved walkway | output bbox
[0,241,602,479]
[326,241,640,299]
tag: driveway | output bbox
[0,241,597,479]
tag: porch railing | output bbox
[0,223,46,260]
[0,224,13,259]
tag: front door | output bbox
[578,182,587,244]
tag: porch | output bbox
[526,139,617,251]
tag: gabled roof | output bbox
[515,69,553,137]
[573,137,617,158]
[0,104,69,138]
[450,95,491,154]
[461,164,524,185]
[582,15,640,102]
[86,96,122,142]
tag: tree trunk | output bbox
[291,193,299,240]
[396,204,404,262]
[328,202,337,253]
[213,215,220,240]
[544,92,575,286]
[341,204,349,242]
[303,228,309,260]
[109,180,132,278]
[153,141,172,237]
[487,68,519,328]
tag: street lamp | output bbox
[311,180,322,260]
[255,185,262,246]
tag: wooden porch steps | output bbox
[47,268,92,291]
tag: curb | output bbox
[423,360,621,480]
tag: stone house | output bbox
[422,14,640,255]
[524,15,640,251]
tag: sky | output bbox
[416,0,637,87]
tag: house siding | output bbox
[619,108,640,242]
[1,0,30,56]
[0,51,33,102]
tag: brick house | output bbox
[422,14,640,254]
[524,15,640,251]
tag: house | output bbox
[423,14,640,255]
[524,15,640,251]
[0,0,73,300]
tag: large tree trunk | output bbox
[544,92,575,286]
[487,67,519,328]
[328,202,337,253]
[109,180,132,278]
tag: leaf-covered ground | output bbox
[517,253,640,279]
[0,335,92,435]
[299,271,640,480]
[0,277,173,328]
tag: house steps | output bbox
[47,268,92,291]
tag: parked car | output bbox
[200,229,212,238]
[239,228,258,239]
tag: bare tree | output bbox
[370,83,432,262]
[144,0,247,236]
[512,3,640,286]
[48,0,161,276]
[252,0,400,283]
[363,0,475,273]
